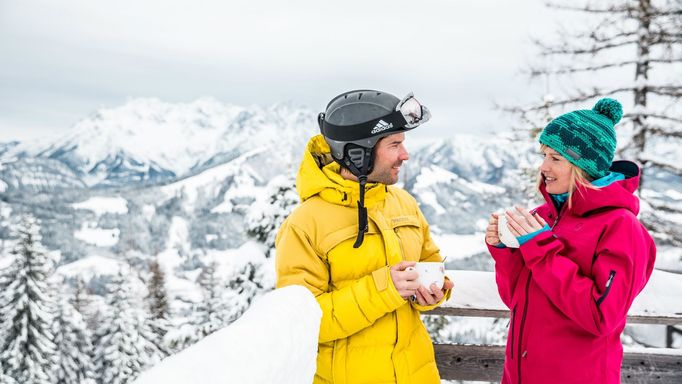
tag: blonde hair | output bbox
[537,145,597,209]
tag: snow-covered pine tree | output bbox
[93,270,162,384]
[164,260,226,353]
[504,0,682,246]
[162,321,195,354]
[147,260,169,320]
[53,287,96,384]
[71,276,88,314]
[246,174,299,257]
[224,262,268,324]
[0,363,16,384]
[145,259,170,357]
[195,261,228,337]
[0,215,57,384]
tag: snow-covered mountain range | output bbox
[0,98,313,191]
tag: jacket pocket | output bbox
[509,304,517,360]
[391,216,423,262]
[596,270,616,306]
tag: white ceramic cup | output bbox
[498,213,520,248]
[408,262,445,294]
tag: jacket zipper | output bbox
[549,196,569,229]
[596,270,616,306]
[516,200,562,382]
[394,228,406,261]
[510,305,517,360]
[517,273,532,384]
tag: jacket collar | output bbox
[296,135,387,208]
[540,160,641,217]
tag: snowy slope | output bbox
[0,157,86,193]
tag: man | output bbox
[276,90,453,384]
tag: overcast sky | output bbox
[0,0,555,143]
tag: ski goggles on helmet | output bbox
[320,92,431,142]
[397,92,431,128]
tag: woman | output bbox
[485,98,656,383]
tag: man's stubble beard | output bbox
[367,162,402,185]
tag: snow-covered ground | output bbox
[72,196,129,215]
[433,233,488,261]
[73,223,120,247]
[134,285,321,384]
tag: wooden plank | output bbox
[426,306,682,325]
[434,344,682,383]
[621,350,682,383]
[427,306,508,319]
[625,315,682,326]
[434,344,504,382]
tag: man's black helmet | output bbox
[318,89,428,178]
[317,89,431,248]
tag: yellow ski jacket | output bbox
[276,135,451,384]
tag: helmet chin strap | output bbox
[353,175,368,248]
[342,145,374,248]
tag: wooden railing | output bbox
[425,270,682,383]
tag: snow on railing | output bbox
[134,285,321,384]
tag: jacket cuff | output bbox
[517,224,551,246]
[371,265,407,310]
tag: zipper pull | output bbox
[606,270,616,288]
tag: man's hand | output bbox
[415,278,453,306]
[390,261,420,300]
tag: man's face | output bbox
[367,133,409,185]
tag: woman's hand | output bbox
[485,213,501,246]
[505,206,547,236]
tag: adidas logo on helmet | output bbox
[370,119,393,135]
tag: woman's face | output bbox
[539,146,573,194]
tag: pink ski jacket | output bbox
[488,161,656,384]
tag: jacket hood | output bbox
[540,160,641,216]
[296,135,386,207]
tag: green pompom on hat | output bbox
[539,98,622,179]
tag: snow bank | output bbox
[134,285,321,384]
[441,270,506,310]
